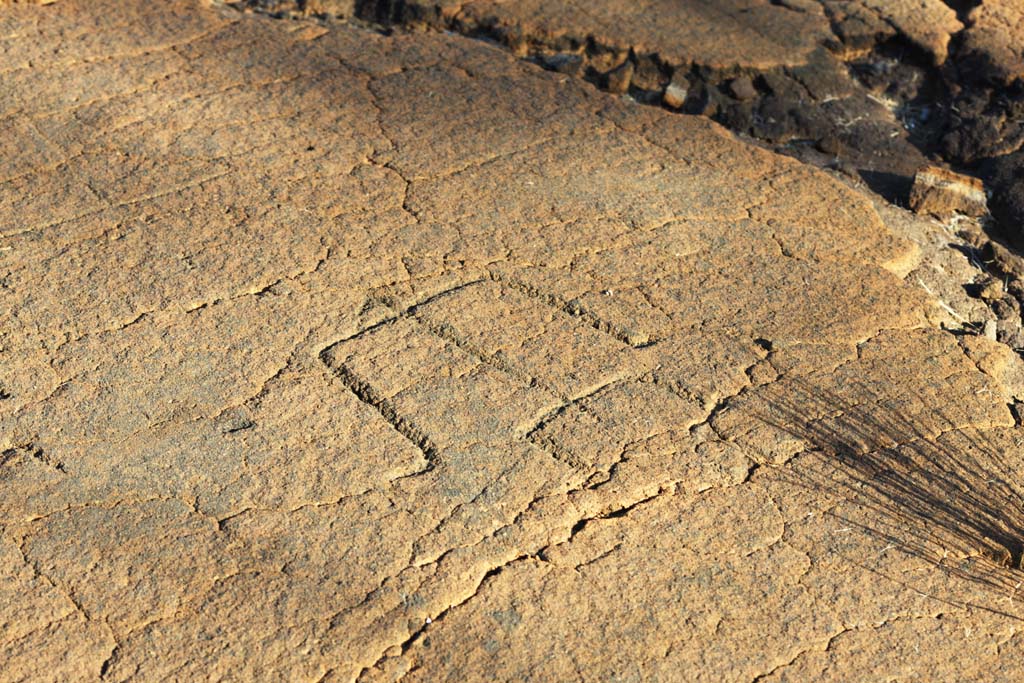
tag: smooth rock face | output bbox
[3,1,1024,682]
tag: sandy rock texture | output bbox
[3,1,1024,681]
[330,0,1024,340]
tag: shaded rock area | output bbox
[958,0,1024,87]
[5,1,1024,681]
[983,152,1024,248]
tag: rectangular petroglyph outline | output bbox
[320,274,660,473]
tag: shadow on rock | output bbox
[758,376,1024,597]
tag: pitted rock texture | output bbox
[821,0,961,64]
[960,0,1024,85]
[3,1,1024,682]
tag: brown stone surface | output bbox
[443,0,835,70]
[333,0,971,190]
[350,0,963,68]
[821,0,962,64]
[962,0,1024,84]
[909,165,989,218]
[4,1,1024,682]
[227,0,356,18]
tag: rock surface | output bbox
[822,0,961,63]
[344,0,964,68]
[243,1,1024,215]
[416,0,836,70]
[313,0,962,190]
[961,0,1024,85]
[909,166,988,218]
[3,1,1024,682]
[337,0,1024,342]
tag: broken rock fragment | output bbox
[228,0,356,17]
[541,52,584,76]
[662,76,688,109]
[605,60,634,94]
[908,166,988,218]
[822,0,961,64]
[728,75,757,101]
